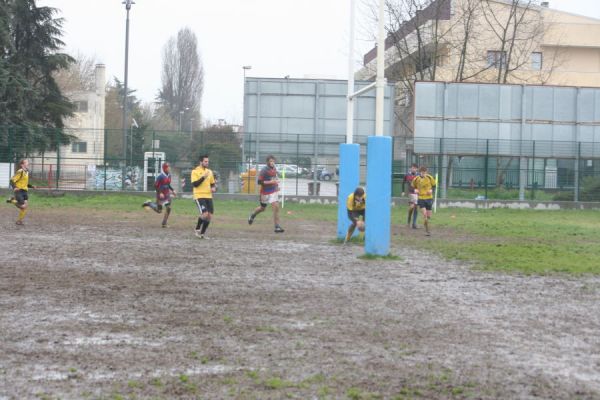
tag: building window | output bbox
[487,50,507,69]
[72,141,87,153]
[531,52,543,70]
[75,100,88,113]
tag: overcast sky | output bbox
[39,0,600,126]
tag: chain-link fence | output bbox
[1,127,599,202]
[408,137,600,202]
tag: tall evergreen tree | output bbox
[0,0,74,156]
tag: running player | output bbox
[191,155,216,239]
[247,155,284,233]
[402,163,419,229]
[412,166,436,236]
[344,187,366,244]
[142,162,176,228]
[6,159,36,225]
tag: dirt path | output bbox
[1,208,599,399]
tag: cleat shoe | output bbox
[194,229,203,238]
[412,225,417,229]
[248,215,254,225]
[15,220,24,225]
[161,224,168,228]
[142,201,151,209]
[274,226,285,233]
[425,231,431,236]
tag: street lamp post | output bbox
[179,107,189,132]
[121,0,134,167]
[242,66,251,167]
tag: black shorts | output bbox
[347,209,365,225]
[15,189,28,205]
[418,199,433,211]
[195,198,214,214]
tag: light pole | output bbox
[179,107,189,132]
[242,66,251,166]
[121,0,134,167]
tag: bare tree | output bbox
[481,0,544,83]
[53,51,99,92]
[157,27,204,127]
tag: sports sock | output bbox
[200,220,210,234]
[196,217,203,230]
[412,208,418,225]
[424,218,429,232]
[407,208,412,224]
[17,208,27,221]
[162,208,171,225]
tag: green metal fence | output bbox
[1,127,599,201]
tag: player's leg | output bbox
[424,201,433,236]
[422,200,432,236]
[272,199,284,233]
[162,203,171,227]
[412,202,418,228]
[198,199,214,237]
[248,196,267,225]
[195,199,205,236]
[344,211,358,244]
[15,191,29,225]
[407,203,413,226]
[142,200,161,213]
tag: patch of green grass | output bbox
[221,376,238,385]
[256,325,279,333]
[330,236,364,245]
[31,193,339,221]
[264,376,296,390]
[178,374,189,384]
[346,387,382,400]
[223,315,233,324]
[246,369,260,383]
[127,380,141,389]
[416,208,600,274]
[358,253,403,261]
[149,377,163,387]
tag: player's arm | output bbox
[210,172,216,192]
[191,170,206,187]
[346,195,353,211]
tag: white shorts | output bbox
[409,193,418,204]
[260,192,279,206]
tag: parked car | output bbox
[276,164,303,177]
[312,165,335,181]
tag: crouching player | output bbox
[412,166,436,236]
[344,187,366,244]
[6,159,36,225]
[143,162,176,228]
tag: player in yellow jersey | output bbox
[6,159,36,225]
[191,155,216,239]
[344,187,366,244]
[412,166,436,236]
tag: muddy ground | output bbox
[1,205,599,400]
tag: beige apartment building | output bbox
[356,0,600,136]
